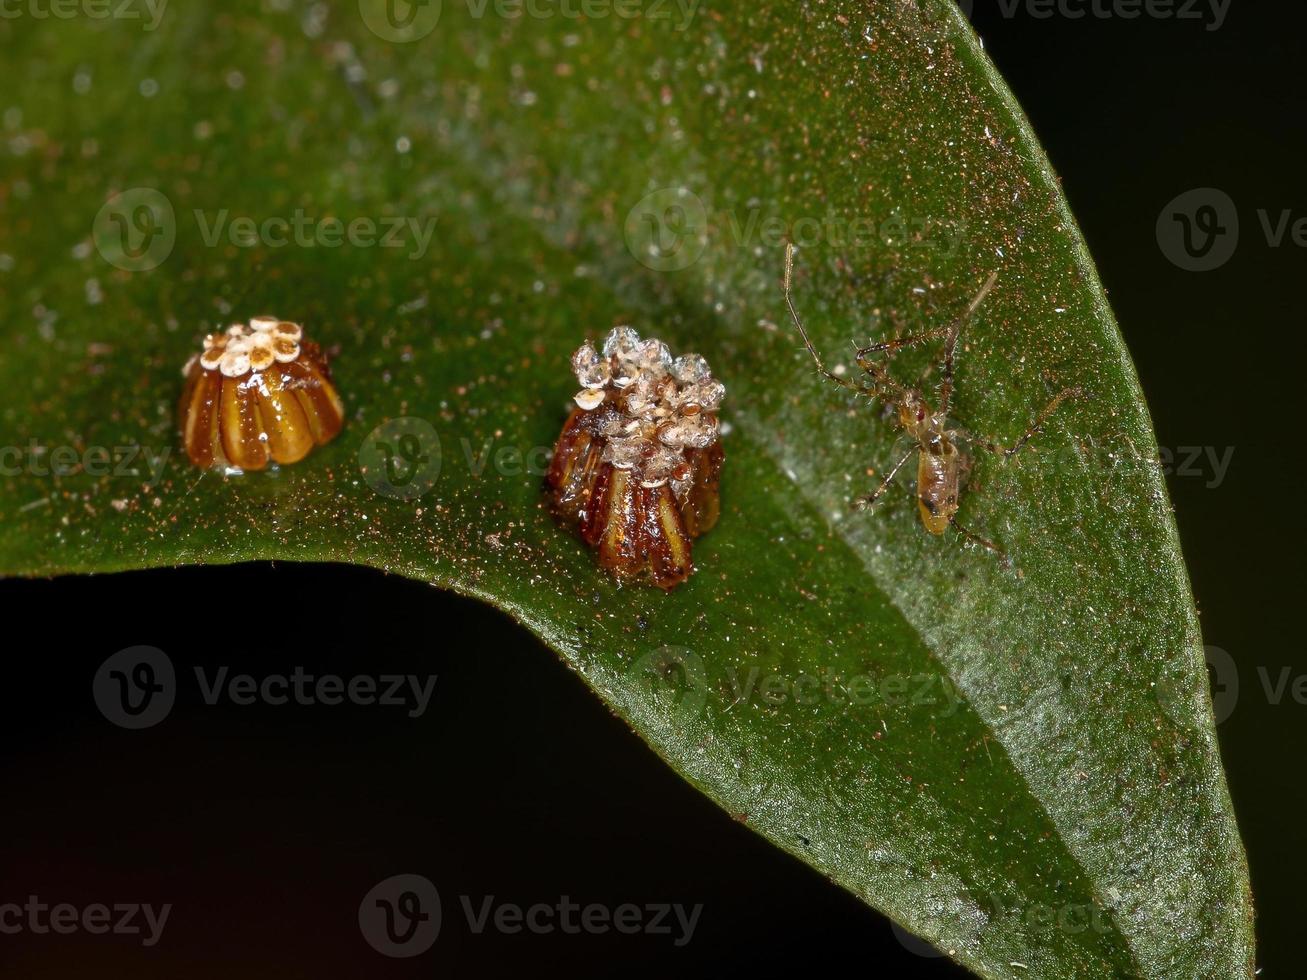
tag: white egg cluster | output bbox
[191,317,305,378]
[571,326,725,489]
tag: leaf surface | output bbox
[0,2,1253,976]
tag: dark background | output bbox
[1,2,1301,976]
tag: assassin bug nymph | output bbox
[782,244,1083,566]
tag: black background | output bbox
[2,2,1302,976]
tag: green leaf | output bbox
[0,1,1253,976]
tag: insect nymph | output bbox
[782,244,1081,565]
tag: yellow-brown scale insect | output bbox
[546,326,725,590]
[178,317,345,472]
[782,244,1082,566]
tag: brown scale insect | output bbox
[547,326,725,590]
[178,317,345,472]
[783,244,1082,566]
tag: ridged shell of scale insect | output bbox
[546,326,725,590]
[177,317,345,471]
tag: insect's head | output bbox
[897,389,936,438]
